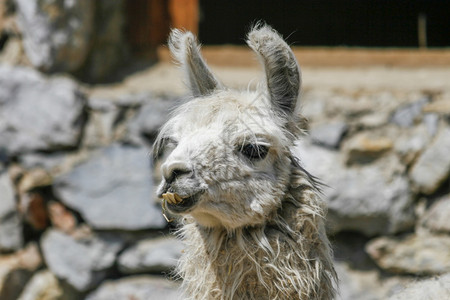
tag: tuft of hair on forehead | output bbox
[153,88,304,158]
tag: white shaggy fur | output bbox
[154,24,337,299]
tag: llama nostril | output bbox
[167,168,191,183]
[162,161,192,184]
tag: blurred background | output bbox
[0,1,449,299]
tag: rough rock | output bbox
[18,153,69,173]
[15,0,94,73]
[18,169,52,193]
[41,229,125,292]
[118,236,184,274]
[0,66,86,155]
[126,97,179,142]
[423,99,450,115]
[420,195,450,233]
[0,172,23,251]
[294,141,415,236]
[309,122,348,149]
[0,243,42,300]
[366,234,450,275]
[335,261,412,300]
[327,169,414,235]
[85,276,182,300]
[358,112,389,129]
[54,144,166,230]
[82,108,119,148]
[409,128,450,194]
[82,94,123,148]
[388,273,450,300]
[17,270,63,300]
[394,125,430,165]
[343,133,393,165]
[390,97,429,128]
[422,113,439,136]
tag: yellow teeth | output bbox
[162,192,184,204]
[174,193,183,203]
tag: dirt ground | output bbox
[88,47,450,99]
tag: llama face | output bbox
[154,25,302,229]
[156,91,294,228]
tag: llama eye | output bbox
[240,144,269,160]
[154,137,178,160]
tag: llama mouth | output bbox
[162,192,200,213]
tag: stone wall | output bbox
[0,63,449,299]
[1,0,128,82]
[0,65,183,299]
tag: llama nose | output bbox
[161,160,192,184]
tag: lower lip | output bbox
[167,194,198,213]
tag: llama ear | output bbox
[168,29,222,97]
[247,25,301,116]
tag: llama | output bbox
[153,24,337,300]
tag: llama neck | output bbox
[177,196,336,299]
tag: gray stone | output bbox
[0,66,86,155]
[335,261,412,300]
[15,0,94,73]
[19,153,68,172]
[85,276,181,300]
[422,113,439,136]
[421,195,450,233]
[390,97,429,128]
[126,96,180,144]
[87,97,117,111]
[53,144,166,230]
[343,133,393,165]
[409,128,450,194]
[366,234,450,275]
[388,273,450,300]
[394,125,429,165]
[294,141,415,236]
[82,109,118,148]
[118,236,184,274]
[41,229,125,292]
[310,122,348,149]
[0,172,23,252]
[326,168,414,236]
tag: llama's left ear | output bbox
[168,29,222,97]
[247,25,301,117]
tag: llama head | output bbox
[154,25,304,229]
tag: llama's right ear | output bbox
[247,25,301,117]
[168,29,222,97]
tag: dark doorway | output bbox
[198,0,450,47]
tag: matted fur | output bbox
[154,24,337,299]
